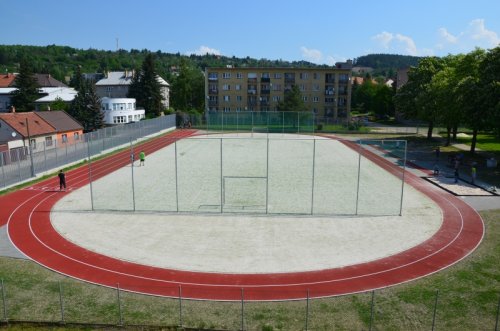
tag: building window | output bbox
[313,96,319,102]
[272,84,281,91]
[272,96,281,102]
[299,84,306,91]
[113,116,126,124]
[312,84,320,91]
[262,72,270,78]
[273,73,282,79]
[74,132,80,140]
[29,139,37,150]
[236,73,243,79]
[223,95,230,102]
[300,73,308,79]
[45,136,53,146]
[223,72,231,79]
[61,134,68,143]
[208,72,218,80]
[223,107,231,112]
[223,84,231,90]
[313,73,319,79]
[128,115,133,122]
[236,95,242,101]
[302,96,308,102]
[235,84,241,90]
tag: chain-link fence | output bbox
[88,137,406,217]
[0,279,498,330]
[0,115,176,189]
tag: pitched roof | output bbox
[35,111,83,132]
[36,87,78,102]
[34,74,68,87]
[0,73,17,88]
[9,74,68,88]
[95,71,170,86]
[95,71,134,86]
[0,112,55,138]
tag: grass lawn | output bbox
[0,208,498,331]
[456,133,500,152]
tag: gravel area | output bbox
[50,133,443,274]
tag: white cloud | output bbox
[468,19,500,47]
[372,31,394,49]
[300,46,323,63]
[372,32,420,56]
[300,46,346,65]
[186,45,222,56]
[437,19,500,52]
[438,28,458,44]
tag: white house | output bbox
[95,71,170,109]
[101,97,145,125]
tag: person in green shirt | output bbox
[139,151,145,166]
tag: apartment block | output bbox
[205,62,352,119]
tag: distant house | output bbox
[396,68,410,89]
[0,111,57,156]
[34,87,78,111]
[100,97,145,125]
[0,110,84,156]
[95,71,170,109]
[35,111,83,145]
[0,73,77,112]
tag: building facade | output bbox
[205,62,353,119]
[95,71,170,110]
[100,97,145,125]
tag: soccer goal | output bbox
[222,176,267,213]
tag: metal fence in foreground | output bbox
[0,279,498,330]
[0,115,176,189]
[88,138,407,217]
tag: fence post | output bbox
[431,289,439,331]
[1,279,7,322]
[43,140,47,172]
[116,283,123,326]
[399,140,407,216]
[311,139,316,215]
[59,281,65,323]
[87,140,94,211]
[355,140,362,215]
[241,288,245,331]
[178,286,183,328]
[369,290,375,331]
[266,137,269,214]
[16,149,21,182]
[130,139,136,212]
[305,289,310,331]
[220,138,223,213]
[0,153,5,188]
[494,292,500,331]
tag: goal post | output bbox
[222,176,267,212]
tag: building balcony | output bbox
[208,89,218,94]
[261,89,270,94]
[248,89,257,95]
[261,77,271,83]
[208,101,218,107]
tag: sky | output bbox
[1,0,499,65]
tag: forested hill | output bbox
[0,44,329,83]
[354,54,421,73]
[0,44,424,82]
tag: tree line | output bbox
[394,46,500,153]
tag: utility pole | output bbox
[25,118,35,177]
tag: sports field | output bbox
[5,131,484,301]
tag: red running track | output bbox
[2,133,484,301]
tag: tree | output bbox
[127,53,164,117]
[455,49,487,154]
[394,57,445,139]
[479,46,500,138]
[69,81,103,131]
[277,85,305,112]
[170,58,205,111]
[11,59,40,112]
